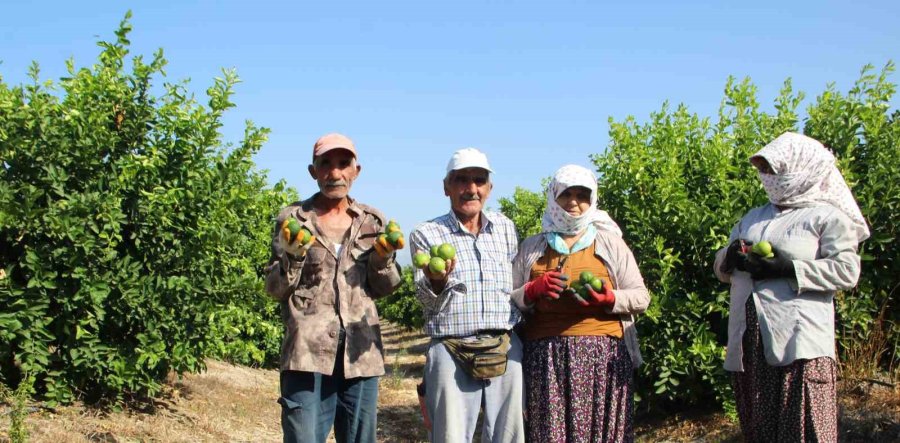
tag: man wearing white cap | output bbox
[265,133,403,443]
[409,148,525,443]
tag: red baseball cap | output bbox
[313,133,357,160]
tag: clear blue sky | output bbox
[2,1,898,265]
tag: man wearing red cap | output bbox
[265,133,403,443]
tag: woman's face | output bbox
[750,156,775,174]
[555,186,592,216]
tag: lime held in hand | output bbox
[387,231,403,246]
[413,252,431,269]
[428,257,447,274]
[579,271,595,284]
[436,243,456,260]
[752,240,775,258]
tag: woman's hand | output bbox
[584,279,616,307]
[720,239,751,274]
[524,271,568,304]
[745,250,795,280]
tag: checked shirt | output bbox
[409,210,520,338]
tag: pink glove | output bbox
[524,271,568,304]
[585,279,616,307]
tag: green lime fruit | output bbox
[752,240,774,258]
[387,231,403,245]
[428,257,447,274]
[437,243,456,260]
[579,271,595,284]
[295,228,308,244]
[413,252,431,268]
[386,220,401,234]
[590,278,604,291]
[430,244,441,257]
[286,218,302,238]
[301,228,313,244]
[570,279,584,290]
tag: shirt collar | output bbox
[447,209,494,235]
[296,193,361,219]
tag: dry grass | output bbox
[1,360,282,442]
[838,377,900,442]
[374,323,429,443]
[3,323,898,442]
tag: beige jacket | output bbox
[265,196,402,378]
[511,230,650,367]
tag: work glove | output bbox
[374,220,405,258]
[278,218,315,258]
[524,271,568,304]
[585,279,616,307]
[744,249,795,280]
[721,239,751,274]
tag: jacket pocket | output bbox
[293,247,329,314]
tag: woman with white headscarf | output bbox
[511,165,650,443]
[714,132,868,442]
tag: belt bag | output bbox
[442,331,511,379]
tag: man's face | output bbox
[444,167,492,219]
[308,149,360,200]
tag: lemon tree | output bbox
[0,14,291,403]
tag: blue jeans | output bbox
[279,345,379,443]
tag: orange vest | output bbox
[521,242,623,341]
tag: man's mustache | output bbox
[462,194,480,201]
[323,180,347,187]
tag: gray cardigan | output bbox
[511,230,651,367]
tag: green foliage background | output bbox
[375,268,424,331]
[0,14,289,403]
[1,14,896,416]
[497,63,899,413]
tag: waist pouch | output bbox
[441,331,511,379]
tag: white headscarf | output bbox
[752,132,870,242]
[541,164,622,237]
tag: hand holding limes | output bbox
[375,220,405,258]
[279,217,315,257]
[415,242,457,280]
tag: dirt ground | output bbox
[1,323,897,442]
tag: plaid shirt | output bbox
[409,210,520,338]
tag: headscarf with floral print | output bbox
[751,132,870,242]
[541,164,622,237]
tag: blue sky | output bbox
[2,1,898,265]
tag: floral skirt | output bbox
[732,298,838,442]
[523,335,633,443]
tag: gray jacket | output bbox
[714,203,861,371]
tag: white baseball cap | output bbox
[445,147,493,174]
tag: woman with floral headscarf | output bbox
[714,132,868,442]
[511,164,650,443]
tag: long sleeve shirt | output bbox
[409,210,520,338]
[265,196,402,378]
[510,230,651,368]
[714,203,861,371]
